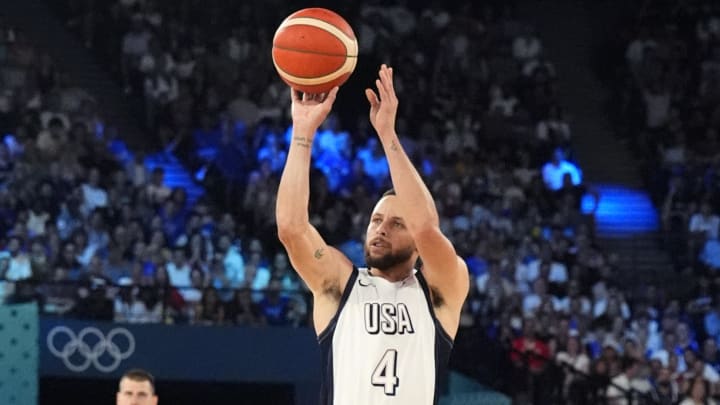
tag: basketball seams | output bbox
[273,60,355,85]
[272,45,359,58]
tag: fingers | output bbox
[322,87,339,106]
[365,88,379,106]
[290,87,300,102]
[302,91,324,102]
[385,65,395,95]
[375,78,389,102]
[376,64,395,101]
[379,64,390,85]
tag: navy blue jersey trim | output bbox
[415,270,454,346]
[318,267,358,405]
[416,270,453,405]
[434,329,453,404]
[319,337,334,405]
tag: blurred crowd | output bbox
[10,0,720,403]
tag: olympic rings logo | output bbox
[46,326,136,373]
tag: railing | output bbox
[451,324,665,405]
[0,277,314,327]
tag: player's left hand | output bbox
[365,64,398,138]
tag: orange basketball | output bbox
[272,8,358,94]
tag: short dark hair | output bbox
[382,188,396,197]
[120,368,155,393]
[620,356,638,372]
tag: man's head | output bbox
[88,167,100,187]
[117,369,157,405]
[620,355,640,378]
[172,247,186,266]
[151,168,165,186]
[364,189,417,273]
[7,236,22,255]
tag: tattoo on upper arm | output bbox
[314,248,324,259]
[294,136,312,148]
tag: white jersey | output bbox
[318,267,452,405]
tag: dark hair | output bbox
[120,368,156,393]
[620,355,638,372]
[48,117,64,128]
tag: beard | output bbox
[364,244,415,271]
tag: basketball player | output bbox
[276,64,469,404]
[116,368,158,405]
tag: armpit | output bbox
[321,279,342,302]
[430,286,445,308]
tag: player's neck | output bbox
[368,266,412,282]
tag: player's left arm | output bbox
[366,64,469,337]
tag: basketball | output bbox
[271,8,358,94]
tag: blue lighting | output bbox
[586,184,659,237]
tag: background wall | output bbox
[0,303,38,405]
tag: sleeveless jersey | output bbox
[318,267,453,405]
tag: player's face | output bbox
[365,196,416,271]
[116,378,157,405]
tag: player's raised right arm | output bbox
[276,88,347,294]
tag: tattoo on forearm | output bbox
[390,140,399,151]
[314,248,324,259]
[294,136,312,148]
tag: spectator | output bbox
[28,238,50,281]
[682,348,719,385]
[244,250,271,303]
[80,167,108,217]
[649,366,680,405]
[511,317,552,403]
[166,247,191,288]
[512,26,542,62]
[258,280,289,326]
[121,17,152,93]
[476,259,514,316]
[197,287,224,325]
[689,201,719,240]
[226,288,264,327]
[541,148,582,191]
[555,334,591,401]
[5,235,30,280]
[536,104,571,146]
[217,233,244,288]
[606,356,650,405]
[703,338,720,374]
[145,167,171,205]
[679,376,716,405]
[270,252,302,295]
[114,280,146,323]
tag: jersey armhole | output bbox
[415,270,454,347]
[317,266,359,343]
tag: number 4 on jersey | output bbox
[372,349,399,395]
